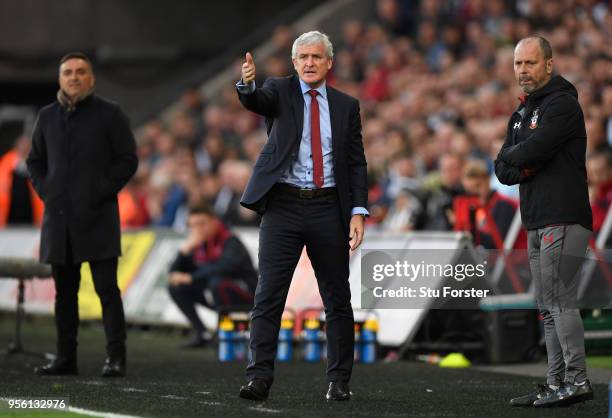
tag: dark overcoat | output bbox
[26,94,138,264]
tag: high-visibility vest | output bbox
[0,150,44,227]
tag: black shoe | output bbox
[239,378,270,401]
[326,381,351,401]
[533,380,594,407]
[34,357,78,376]
[510,383,555,407]
[101,357,126,377]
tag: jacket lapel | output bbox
[326,85,341,165]
[289,75,304,142]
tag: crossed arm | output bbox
[495,96,578,185]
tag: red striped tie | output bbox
[308,89,324,188]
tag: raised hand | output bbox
[242,52,256,84]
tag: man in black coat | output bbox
[236,31,368,402]
[495,37,593,408]
[168,202,257,348]
[27,52,138,377]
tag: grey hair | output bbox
[291,31,334,59]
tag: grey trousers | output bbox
[528,224,591,385]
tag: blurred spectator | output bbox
[118,168,151,229]
[421,152,465,230]
[382,189,423,232]
[152,132,177,166]
[171,112,197,146]
[453,159,524,249]
[375,0,414,37]
[167,202,257,348]
[180,88,206,135]
[0,136,44,226]
[374,149,421,226]
[154,147,201,231]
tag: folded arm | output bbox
[499,95,579,168]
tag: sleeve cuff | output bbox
[351,207,369,217]
[236,80,256,94]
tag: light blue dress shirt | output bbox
[281,79,333,188]
[236,78,368,217]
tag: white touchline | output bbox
[68,406,145,418]
[249,406,283,414]
[160,395,188,400]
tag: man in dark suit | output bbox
[27,52,138,377]
[236,31,368,401]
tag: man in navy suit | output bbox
[236,31,368,401]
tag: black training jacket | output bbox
[494,75,592,231]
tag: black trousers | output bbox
[246,186,354,385]
[52,234,126,360]
[168,277,254,334]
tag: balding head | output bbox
[516,36,552,60]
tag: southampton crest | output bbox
[529,108,539,129]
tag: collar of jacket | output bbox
[57,89,95,112]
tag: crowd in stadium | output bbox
[2,0,610,247]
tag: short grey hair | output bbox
[291,30,334,59]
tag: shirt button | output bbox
[59,210,65,215]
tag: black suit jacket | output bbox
[237,75,368,236]
[26,95,138,264]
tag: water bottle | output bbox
[277,319,294,362]
[361,318,378,364]
[302,318,322,362]
[218,317,235,362]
